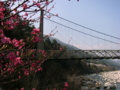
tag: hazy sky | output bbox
[48,0,120,38]
[37,0,120,49]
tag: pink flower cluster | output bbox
[0,0,54,85]
[33,1,41,7]
[12,39,25,49]
[0,31,25,49]
[32,35,42,43]
[0,27,25,49]
[0,2,5,19]
[31,29,40,35]
[7,52,23,66]
[22,4,28,9]
[38,50,46,57]
[31,28,43,43]
[64,82,69,87]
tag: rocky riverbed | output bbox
[68,70,120,90]
[82,70,120,90]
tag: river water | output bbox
[82,70,120,90]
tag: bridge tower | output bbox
[37,10,44,56]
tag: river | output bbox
[81,70,120,90]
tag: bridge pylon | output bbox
[37,10,44,57]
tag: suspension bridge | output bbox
[38,11,120,60]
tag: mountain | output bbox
[100,59,120,69]
[47,36,80,50]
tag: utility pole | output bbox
[37,10,44,56]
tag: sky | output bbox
[4,0,120,49]
[35,0,120,49]
[48,0,120,37]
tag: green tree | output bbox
[4,20,35,40]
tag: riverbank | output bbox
[67,70,120,90]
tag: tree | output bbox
[0,0,54,86]
[0,0,80,89]
[4,20,35,40]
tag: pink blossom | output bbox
[10,68,14,73]
[6,20,12,24]
[22,22,27,25]
[5,63,8,67]
[32,54,35,57]
[47,16,51,18]
[13,22,19,26]
[7,52,16,62]
[10,15,18,19]
[32,88,36,90]
[46,1,49,4]
[31,63,36,67]
[30,67,33,71]
[1,22,4,25]
[33,1,41,6]
[63,88,67,90]
[64,82,69,87]
[1,53,5,56]
[38,50,46,57]
[0,29,3,34]
[36,60,40,63]
[21,88,25,90]
[14,61,18,66]
[23,69,29,76]
[31,29,40,34]
[42,50,46,55]
[32,36,42,43]
[19,39,25,48]
[33,1,36,3]
[18,75,21,79]
[0,7,5,12]
[45,34,54,37]
[56,14,58,16]
[36,3,41,7]
[1,37,11,44]
[8,25,14,30]
[0,38,7,43]
[22,4,27,9]
[0,64,2,68]
[60,48,63,50]
[14,9,17,12]
[0,2,4,6]
[3,68,6,70]
[38,67,42,71]
[16,57,23,64]
[29,49,36,54]
[24,12,28,16]
[16,51,20,56]
[45,35,48,37]
[12,39,19,47]
[0,12,4,19]
[12,39,25,49]
[0,34,4,38]
[48,9,50,12]
[7,68,11,71]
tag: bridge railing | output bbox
[46,50,120,60]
